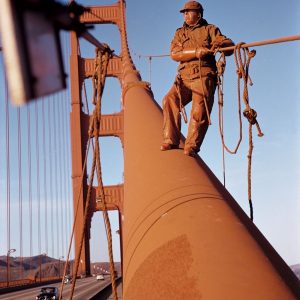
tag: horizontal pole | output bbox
[219,33,300,52]
[81,31,119,57]
[80,31,107,51]
[137,33,300,58]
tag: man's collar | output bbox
[183,18,208,29]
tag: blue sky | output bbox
[81,0,300,266]
[0,0,299,268]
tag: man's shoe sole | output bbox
[183,149,197,157]
[160,144,179,151]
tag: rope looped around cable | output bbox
[63,44,118,300]
[216,42,264,221]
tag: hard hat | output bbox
[180,1,204,15]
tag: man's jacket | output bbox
[170,18,234,79]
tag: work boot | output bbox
[183,147,197,157]
[160,143,179,151]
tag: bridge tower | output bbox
[70,1,124,277]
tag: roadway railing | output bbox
[0,277,63,295]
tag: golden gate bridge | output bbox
[0,1,300,299]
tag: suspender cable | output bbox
[68,124,99,299]
[62,96,68,258]
[42,100,49,255]
[5,78,11,283]
[35,102,42,263]
[136,53,164,86]
[53,99,60,258]
[63,96,72,256]
[57,94,66,257]
[26,105,33,271]
[63,95,68,257]
[59,138,91,300]
[17,107,24,280]
[61,94,68,259]
[62,96,68,247]
[48,99,55,258]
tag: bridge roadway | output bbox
[0,276,116,300]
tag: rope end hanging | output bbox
[256,122,264,137]
[249,199,254,221]
[175,76,188,124]
[243,108,264,137]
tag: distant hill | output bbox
[0,255,65,281]
[0,254,296,283]
[0,255,121,283]
[290,264,300,280]
[91,262,121,276]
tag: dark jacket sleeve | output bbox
[208,25,235,56]
[169,28,199,62]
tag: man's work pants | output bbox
[162,75,216,152]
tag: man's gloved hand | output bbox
[211,36,235,55]
[211,36,226,52]
[171,47,210,62]
[195,47,210,58]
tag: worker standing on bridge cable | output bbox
[161,1,234,156]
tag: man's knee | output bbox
[191,105,205,123]
[163,94,178,111]
[162,96,170,109]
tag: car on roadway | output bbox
[36,286,59,300]
[63,275,72,284]
[96,274,105,280]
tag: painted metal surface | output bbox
[69,2,124,278]
[70,31,91,276]
[121,70,300,299]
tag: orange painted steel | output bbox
[122,84,300,298]
[69,2,124,278]
[69,1,300,298]
[219,33,300,53]
[82,57,122,79]
[70,31,91,277]
[120,71,300,298]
